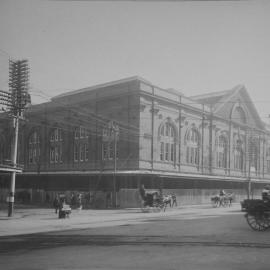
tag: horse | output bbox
[224,193,235,207]
[163,194,177,208]
[211,195,220,207]
[211,193,235,207]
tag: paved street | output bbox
[0,203,244,236]
[0,204,269,270]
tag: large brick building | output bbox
[1,76,270,205]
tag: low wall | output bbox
[0,187,262,208]
[0,188,115,209]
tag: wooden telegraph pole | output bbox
[0,59,30,217]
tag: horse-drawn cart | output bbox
[58,203,72,219]
[242,199,270,231]
[138,185,178,213]
[139,190,165,213]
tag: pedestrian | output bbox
[46,193,50,203]
[77,193,82,210]
[70,192,76,208]
[106,192,111,208]
[53,195,60,214]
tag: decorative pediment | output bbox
[190,85,264,130]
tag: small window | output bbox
[28,131,41,165]
[74,126,89,162]
[74,144,79,162]
[49,128,63,163]
[159,122,176,163]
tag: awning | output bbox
[0,164,22,173]
[21,169,270,183]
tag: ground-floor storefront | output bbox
[1,170,269,208]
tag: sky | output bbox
[0,0,270,121]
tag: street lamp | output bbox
[106,121,119,208]
[247,128,258,199]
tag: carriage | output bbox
[139,190,165,212]
[242,199,270,231]
[138,185,178,212]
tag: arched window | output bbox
[74,126,89,162]
[186,128,199,165]
[266,146,270,173]
[159,122,176,162]
[216,135,227,168]
[232,106,246,124]
[234,138,244,170]
[249,138,259,173]
[28,131,41,164]
[49,128,63,164]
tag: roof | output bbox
[189,86,241,110]
[52,76,152,100]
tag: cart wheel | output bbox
[258,213,270,230]
[140,201,148,213]
[245,213,268,231]
[151,202,162,213]
[211,199,219,208]
[223,198,229,207]
[163,204,167,212]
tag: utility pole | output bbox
[247,128,255,200]
[112,122,119,208]
[0,59,30,217]
[9,116,19,216]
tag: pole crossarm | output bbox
[7,59,30,115]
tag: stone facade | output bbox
[1,76,270,204]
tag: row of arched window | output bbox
[159,123,201,166]
[158,121,268,172]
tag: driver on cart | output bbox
[219,189,226,206]
[262,185,270,202]
[139,184,159,207]
[219,189,226,197]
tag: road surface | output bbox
[0,204,269,270]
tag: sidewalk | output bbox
[0,204,241,237]
[0,207,143,237]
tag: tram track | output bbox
[1,234,270,254]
